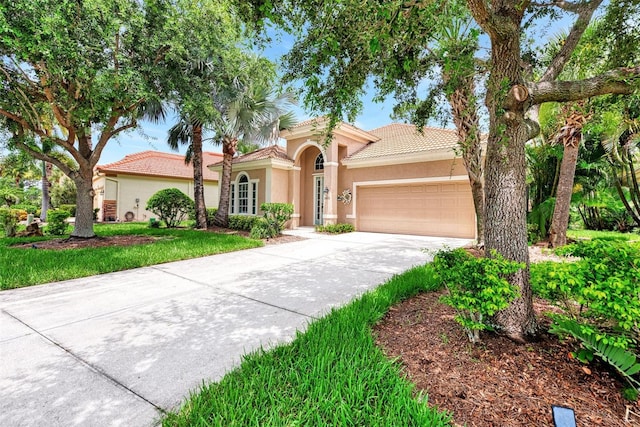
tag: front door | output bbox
[314,175,324,225]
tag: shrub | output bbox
[249,218,272,239]
[532,239,640,393]
[12,209,28,221]
[228,215,260,231]
[249,203,293,239]
[11,203,38,215]
[47,209,71,236]
[206,208,218,227]
[146,188,194,228]
[432,248,523,343]
[58,204,77,217]
[148,218,160,228]
[315,223,355,234]
[0,208,20,237]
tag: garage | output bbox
[356,182,476,238]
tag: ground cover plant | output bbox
[0,223,261,290]
[163,265,452,426]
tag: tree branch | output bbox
[539,0,603,82]
[12,135,75,178]
[529,66,640,105]
[531,1,586,13]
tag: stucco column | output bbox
[290,166,301,228]
[323,143,339,225]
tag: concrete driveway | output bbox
[0,230,469,427]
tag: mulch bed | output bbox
[374,291,639,426]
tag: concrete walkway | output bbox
[0,230,469,427]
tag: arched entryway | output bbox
[295,145,325,226]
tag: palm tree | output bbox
[167,114,208,229]
[212,84,296,227]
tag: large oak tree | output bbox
[244,0,640,341]
[0,0,242,237]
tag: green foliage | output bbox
[146,188,195,228]
[527,197,555,242]
[50,179,76,207]
[46,209,71,236]
[250,203,294,238]
[162,264,451,426]
[148,218,160,229]
[432,248,523,343]
[228,215,261,232]
[58,204,76,217]
[622,387,639,402]
[315,223,355,234]
[551,240,640,335]
[206,208,218,227]
[549,316,640,391]
[11,204,38,215]
[0,208,20,237]
[249,219,272,239]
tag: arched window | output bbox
[315,153,324,170]
[230,173,258,215]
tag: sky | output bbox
[58,8,581,166]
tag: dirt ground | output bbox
[374,292,639,426]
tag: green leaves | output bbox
[433,248,523,343]
[549,316,640,390]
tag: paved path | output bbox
[0,230,469,426]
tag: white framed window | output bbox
[315,153,324,170]
[230,172,259,215]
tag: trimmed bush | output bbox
[11,204,38,215]
[0,208,20,237]
[58,204,77,217]
[249,203,294,239]
[228,215,260,231]
[315,223,355,234]
[432,248,523,343]
[46,209,71,236]
[206,208,218,227]
[146,188,194,228]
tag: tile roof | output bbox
[346,123,460,160]
[208,145,293,167]
[97,151,222,181]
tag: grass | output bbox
[163,264,451,427]
[0,222,262,290]
[567,228,640,242]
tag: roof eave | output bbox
[342,148,459,169]
[208,157,295,172]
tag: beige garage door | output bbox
[357,182,476,238]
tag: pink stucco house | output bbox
[208,118,477,239]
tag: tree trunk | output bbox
[192,125,208,229]
[447,81,484,245]
[40,161,51,221]
[549,141,580,247]
[71,169,96,238]
[213,136,236,227]
[469,0,538,342]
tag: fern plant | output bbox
[549,317,640,390]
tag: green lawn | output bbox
[567,228,640,242]
[162,264,451,426]
[0,223,262,290]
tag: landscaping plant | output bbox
[250,203,293,239]
[46,209,71,236]
[531,238,640,396]
[432,248,523,343]
[146,188,195,228]
[0,208,20,237]
[315,223,355,234]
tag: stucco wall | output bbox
[94,174,218,222]
[270,168,290,204]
